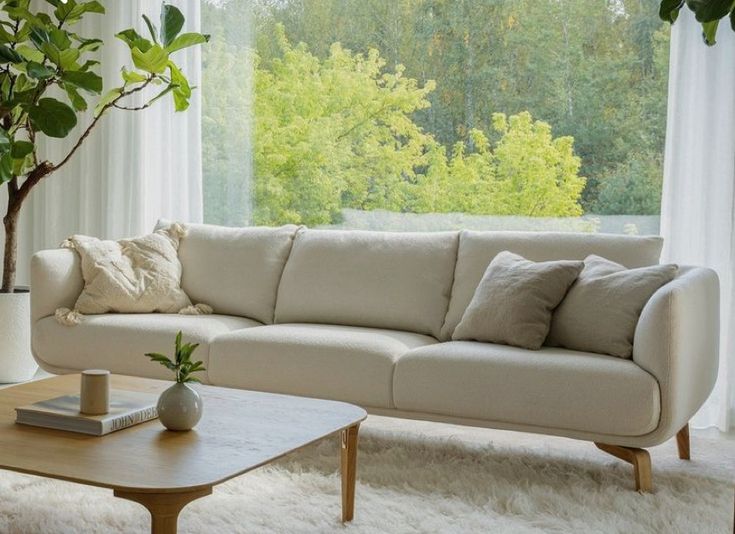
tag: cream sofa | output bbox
[30,224,719,491]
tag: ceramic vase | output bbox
[157,382,203,431]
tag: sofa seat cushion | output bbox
[32,314,261,382]
[393,342,660,436]
[208,324,438,408]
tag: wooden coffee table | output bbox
[0,374,367,533]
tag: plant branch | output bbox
[12,79,153,209]
[9,161,54,213]
[44,78,153,175]
[112,102,151,112]
[28,124,37,167]
[335,102,391,142]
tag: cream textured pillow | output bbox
[452,251,583,350]
[55,224,210,325]
[546,255,677,358]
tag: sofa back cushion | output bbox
[168,222,300,324]
[274,229,459,337]
[440,231,664,340]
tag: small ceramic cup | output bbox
[80,369,110,415]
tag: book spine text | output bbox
[104,406,159,434]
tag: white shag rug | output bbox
[0,416,732,534]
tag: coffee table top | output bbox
[0,374,366,493]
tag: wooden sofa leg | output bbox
[595,442,653,493]
[676,424,690,460]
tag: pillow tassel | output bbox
[178,303,213,316]
[166,222,187,240]
[55,307,83,326]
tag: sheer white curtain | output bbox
[199,0,254,227]
[661,10,735,431]
[2,0,203,285]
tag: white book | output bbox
[15,389,158,436]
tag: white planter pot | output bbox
[0,291,38,383]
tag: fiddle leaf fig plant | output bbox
[659,0,735,45]
[0,0,209,293]
[145,331,206,383]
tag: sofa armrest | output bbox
[30,248,83,323]
[633,265,719,443]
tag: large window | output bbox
[202,0,669,235]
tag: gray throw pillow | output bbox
[546,255,678,358]
[452,251,584,350]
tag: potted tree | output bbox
[0,0,208,381]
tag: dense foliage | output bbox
[202,0,669,226]
[251,30,586,226]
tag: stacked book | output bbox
[15,390,158,436]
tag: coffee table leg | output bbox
[114,487,212,534]
[341,423,360,522]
